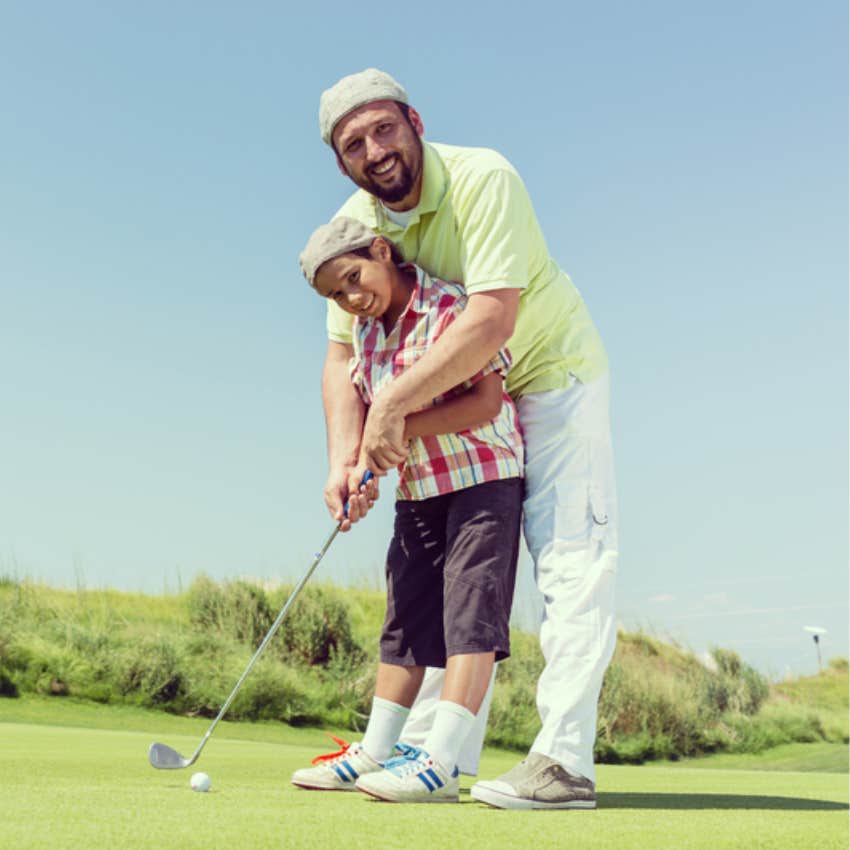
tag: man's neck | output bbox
[382,204,416,228]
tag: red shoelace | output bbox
[310,734,351,765]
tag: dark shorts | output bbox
[380,477,523,668]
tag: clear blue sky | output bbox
[1,1,846,677]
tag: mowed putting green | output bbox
[0,706,847,850]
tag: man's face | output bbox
[332,101,424,210]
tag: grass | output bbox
[3,578,846,765]
[0,700,846,850]
[673,742,849,774]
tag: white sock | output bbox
[423,700,475,770]
[361,697,411,762]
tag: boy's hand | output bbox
[362,394,409,473]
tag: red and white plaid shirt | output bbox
[350,266,523,501]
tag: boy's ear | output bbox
[370,237,392,262]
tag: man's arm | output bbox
[362,288,519,472]
[321,340,376,530]
[403,372,504,440]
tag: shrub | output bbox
[484,631,543,750]
[187,576,273,648]
[117,637,187,707]
[269,584,366,668]
[704,647,769,715]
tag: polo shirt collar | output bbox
[370,141,447,234]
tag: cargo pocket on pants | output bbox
[589,480,609,544]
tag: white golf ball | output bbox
[190,772,211,792]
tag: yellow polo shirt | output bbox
[327,141,607,398]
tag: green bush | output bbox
[187,576,274,648]
[269,584,366,668]
[0,580,846,765]
[117,637,187,707]
[485,631,543,750]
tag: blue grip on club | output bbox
[343,470,375,517]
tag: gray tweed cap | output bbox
[299,217,377,286]
[319,68,408,147]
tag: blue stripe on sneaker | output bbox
[417,771,436,791]
[333,765,348,782]
[340,761,358,781]
[425,768,443,789]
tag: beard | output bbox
[365,158,417,203]
[353,137,423,205]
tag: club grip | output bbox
[343,469,375,517]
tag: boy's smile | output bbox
[313,238,414,331]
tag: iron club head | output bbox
[149,742,194,769]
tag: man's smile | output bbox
[370,155,398,177]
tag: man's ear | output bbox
[407,106,425,137]
[335,152,350,178]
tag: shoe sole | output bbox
[291,781,358,791]
[471,784,595,810]
[357,785,458,804]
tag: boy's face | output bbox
[313,239,397,319]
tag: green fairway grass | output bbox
[0,700,847,850]
[672,742,849,774]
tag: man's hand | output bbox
[361,393,409,474]
[324,466,380,532]
[344,464,380,528]
[324,466,354,531]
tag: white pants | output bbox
[400,375,618,781]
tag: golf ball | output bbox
[190,772,211,792]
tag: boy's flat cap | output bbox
[299,216,377,286]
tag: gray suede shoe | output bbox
[470,753,596,810]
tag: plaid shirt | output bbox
[350,266,523,501]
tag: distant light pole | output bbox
[803,626,827,672]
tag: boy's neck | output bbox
[380,265,417,334]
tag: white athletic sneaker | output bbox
[291,740,382,791]
[355,746,459,803]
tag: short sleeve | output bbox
[327,299,355,344]
[459,169,535,295]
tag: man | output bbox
[314,68,618,810]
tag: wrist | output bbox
[328,456,358,475]
[376,380,414,418]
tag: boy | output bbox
[290,216,523,803]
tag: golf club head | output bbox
[149,742,193,770]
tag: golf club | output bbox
[149,470,374,770]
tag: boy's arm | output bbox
[363,289,519,470]
[403,372,505,440]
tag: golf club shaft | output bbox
[184,471,374,763]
